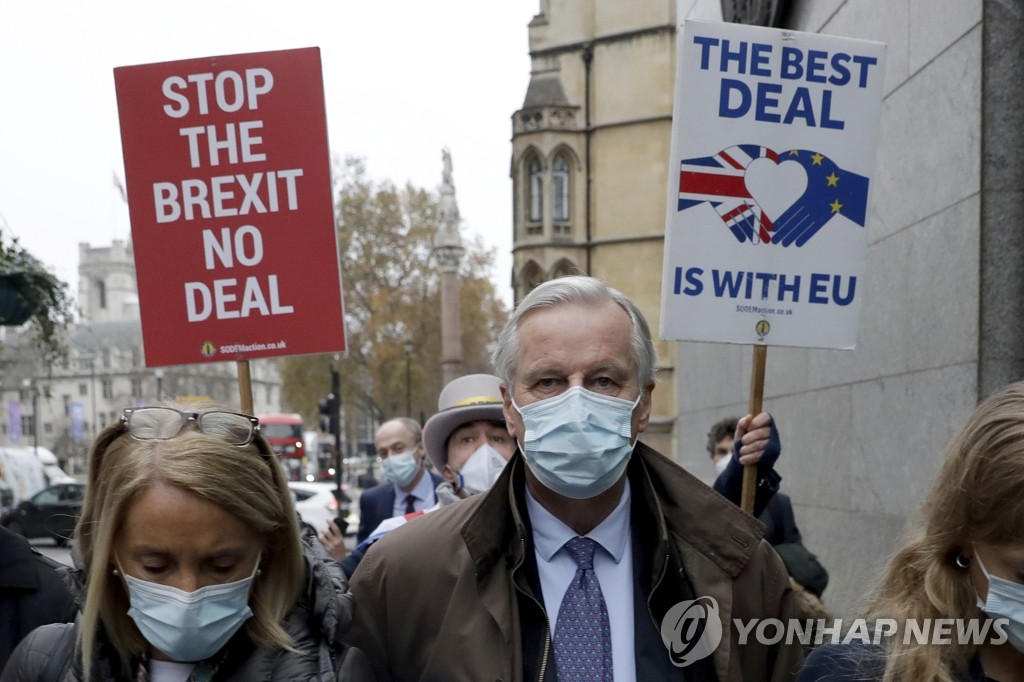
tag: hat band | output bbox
[451,396,502,407]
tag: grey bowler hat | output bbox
[423,374,505,471]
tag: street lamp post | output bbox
[89,359,97,444]
[330,360,342,499]
[155,368,164,402]
[22,378,38,456]
[32,384,38,457]
[403,339,414,416]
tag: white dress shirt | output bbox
[526,480,636,682]
[390,466,436,517]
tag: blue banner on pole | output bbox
[70,402,85,443]
[8,401,21,442]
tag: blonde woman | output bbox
[799,382,1024,682]
[1,403,371,681]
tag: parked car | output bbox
[287,481,357,536]
[0,481,85,546]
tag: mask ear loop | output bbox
[509,393,527,456]
[971,548,992,613]
[249,553,262,579]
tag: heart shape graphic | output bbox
[744,157,808,222]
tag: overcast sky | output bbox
[0,1,536,311]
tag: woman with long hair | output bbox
[799,381,1024,682]
[1,402,371,681]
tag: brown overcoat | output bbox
[348,444,803,681]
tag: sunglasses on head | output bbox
[120,407,260,446]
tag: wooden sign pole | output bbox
[741,345,767,514]
[237,360,254,415]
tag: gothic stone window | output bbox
[519,261,545,301]
[552,154,572,237]
[552,155,570,222]
[527,156,543,232]
[551,259,578,279]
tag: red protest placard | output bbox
[115,47,345,367]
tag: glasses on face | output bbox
[120,407,260,446]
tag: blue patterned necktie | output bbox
[553,536,613,681]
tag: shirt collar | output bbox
[525,478,631,564]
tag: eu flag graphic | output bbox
[770,149,869,247]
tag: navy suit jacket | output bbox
[759,491,802,546]
[357,471,443,543]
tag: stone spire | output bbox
[433,148,465,385]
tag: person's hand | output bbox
[734,412,777,466]
[318,519,347,561]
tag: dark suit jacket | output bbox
[357,471,443,543]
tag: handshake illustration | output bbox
[677,144,869,247]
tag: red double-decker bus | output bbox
[258,412,305,480]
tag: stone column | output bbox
[433,149,465,386]
[979,0,1024,399]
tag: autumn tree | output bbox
[278,157,507,455]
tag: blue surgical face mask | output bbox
[511,385,641,500]
[381,449,421,487]
[121,555,260,662]
[975,551,1024,653]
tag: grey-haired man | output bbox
[348,275,801,681]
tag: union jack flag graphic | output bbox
[678,145,870,247]
[678,144,779,243]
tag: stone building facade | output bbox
[514,0,1024,617]
[0,239,283,473]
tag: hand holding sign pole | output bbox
[660,21,885,514]
[741,345,766,514]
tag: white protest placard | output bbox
[660,21,886,349]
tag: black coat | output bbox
[759,491,802,546]
[0,526,77,672]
